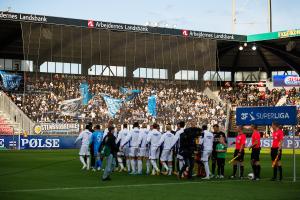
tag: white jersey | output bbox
[138,128,149,148]
[103,128,108,138]
[75,129,92,146]
[116,128,130,147]
[125,127,141,148]
[200,130,214,151]
[172,128,184,148]
[147,129,162,147]
[158,131,175,150]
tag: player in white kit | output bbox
[157,124,175,175]
[147,123,162,175]
[173,121,185,173]
[116,123,130,172]
[137,123,150,175]
[74,124,92,170]
[200,124,214,179]
[122,122,140,175]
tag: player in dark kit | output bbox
[211,124,226,177]
[249,125,261,180]
[178,120,202,179]
[270,122,284,181]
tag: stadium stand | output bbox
[5,73,228,130]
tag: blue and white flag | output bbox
[59,98,82,116]
[79,82,91,105]
[125,89,141,102]
[0,70,23,91]
[119,87,129,94]
[101,94,124,118]
[120,87,141,102]
[148,95,157,117]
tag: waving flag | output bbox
[120,87,141,102]
[79,82,91,105]
[119,87,129,94]
[0,70,23,91]
[101,94,124,118]
[125,89,141,102]
[148,95,157,117]
[59,98,82,116]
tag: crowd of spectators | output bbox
[219,82,300,134]
[7,73,227,130]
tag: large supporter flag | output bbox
[120,87,141,102]
[79,82,91,105]
[59,98,82,116]
[0,70,23,91]
[101,94,124,118]
[148,95,157,117]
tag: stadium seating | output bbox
[0,116,14,135]
[5,73,228,130]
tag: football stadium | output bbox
[0,1,300,200]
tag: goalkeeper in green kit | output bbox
[215,136,227,178]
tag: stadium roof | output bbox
[0,11,299,78]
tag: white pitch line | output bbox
[0,178,294,193]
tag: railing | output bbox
[225,102,232,135]
[0,91,35,134]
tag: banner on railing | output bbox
[33,123,80,134]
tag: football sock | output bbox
[233,165,237,176]
[80,156,86,166]
[240,166,244,177]
[117,157,124,169]
[130,159,136,173]
[137,159,143,174]
[204,161,210,177]
[146,159,150,173]
[86,156,90,169]
[278,166,282,180]
[273,166,277,179]
[126,159,131,172]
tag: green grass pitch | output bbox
[0,149,299,200]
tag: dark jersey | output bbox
[212,131,226,150]
[179,127,202,157]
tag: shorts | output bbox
[129,147,139,157]
[201,150,212,162]
[160,149,173,162]
[251,148,261,161]
[271,148,282,161]
[177,154,183,160]
[233,149,245,162]
[79,145,90,156]
[138,147,149,157]
[117,146,130,157]
[149,146,160,159]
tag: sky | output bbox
[0,0,299,35]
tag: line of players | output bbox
[75,120,284,181]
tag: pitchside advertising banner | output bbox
[236,106,298,126]
[0,135,299,149]
[0,135,80,149]
[273,75,300,87]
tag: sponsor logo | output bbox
[181,30,189,37]
[34,124,42,134]
[279,29,300,38]
[88,20,94,28]
[21,138,60,148]
[284,76,300,86]
[0,139,4,147]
